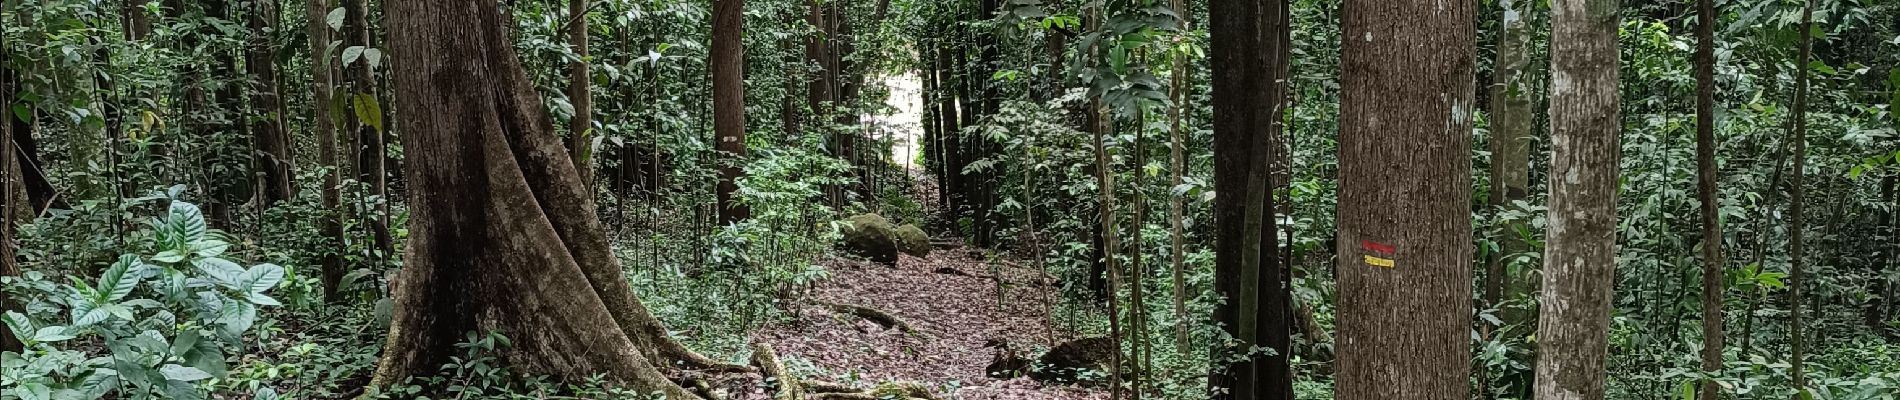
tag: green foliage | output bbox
[3,201,286,400]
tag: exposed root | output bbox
[819,302,917,334]
[799,382,936,400]
[659,338,756,373]
[681,377,723,400]
[750,343,802,400]
[800,380,861,394]
[807,394,881,400]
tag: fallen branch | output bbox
[819,302,917,334]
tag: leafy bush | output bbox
[3,201,287,400]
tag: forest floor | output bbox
[750,243,1109,400]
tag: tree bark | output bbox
[348,0,393,261]
[1786,0,1815,394]
[713,0,748,224]
[1334,0,1476,399]
[1167,0,1191,354]
[1693,0,1725,398]
[377,1,738,396]
[1485,0,1536,327]
[2,43,20,353]
[1533,1,1621,400]
[1209,0,1293,399]
[249,0,294,207]
[567,0,596,195]
[309,0,347,303]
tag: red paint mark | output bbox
[1360,240,1396,255]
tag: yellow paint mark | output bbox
[1364,255,1395,269]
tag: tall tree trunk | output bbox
[1334,0,1476,399]
[2,43,21,353]
[1485,0,1536,330]
[806,0,839,206]
[934,43,961,222]
[567,0,595,195]
[205,0,246,225]
[309,0,347,303]
[250,0,294,207]
[1533,1,1621,399]
[1167,0,1191,354]
[377,1,738,395]
[348,0,393,261]
[1786,0,1815,394]
[1693,0,1725,398]
[1208,1,1294,399]
[713,0,748,224]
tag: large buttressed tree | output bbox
[1333,0,1477,399]
[377,0,738,396]
[1208,0,1293,398]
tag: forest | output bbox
[1,0,1897,399]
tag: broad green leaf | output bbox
[99,255,143,302]
[3,311,32,336]
[354,94,384,132]
[160,364,213,382]
[326,7,347,31]
[32,326,75,343]
[246,292,282,306]
[152,250,186,264]
[171,329,201,356]
[242,264,286,294]
[342,45,366,66]
[193,257,247,290]
[365,48,384,71]
[73,307,110,327]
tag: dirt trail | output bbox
[753,242,1108,400]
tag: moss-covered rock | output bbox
[893,224,931,258]
[839,214,899,265]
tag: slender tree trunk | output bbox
[1335,0,1476,399]
[1533,1,1621,400]
[1167,0,1191,353]
[348,0,393,261]
[250,0,294,207]
[567,0,596,195]
[1485,0,1536,330]
[309,0,347,303]
[781,9,801,143]
[713,0,748,224]
[377,2,738,396]
[1787,0,1815,394]
[2,43,20,353]
[1693,0,1725,398]
[934,43,962,222]
[1208,0,1293,399]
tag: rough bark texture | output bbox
[249,0,294,207]
[1787,0,1815,394]
[1692,0,1724,398]
[1334,0,1476,399]
[308,0,348,303]
[1533,1,1621,400]
[567,0,595,194]
[375,1,723,396]
[713,0,749,224]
